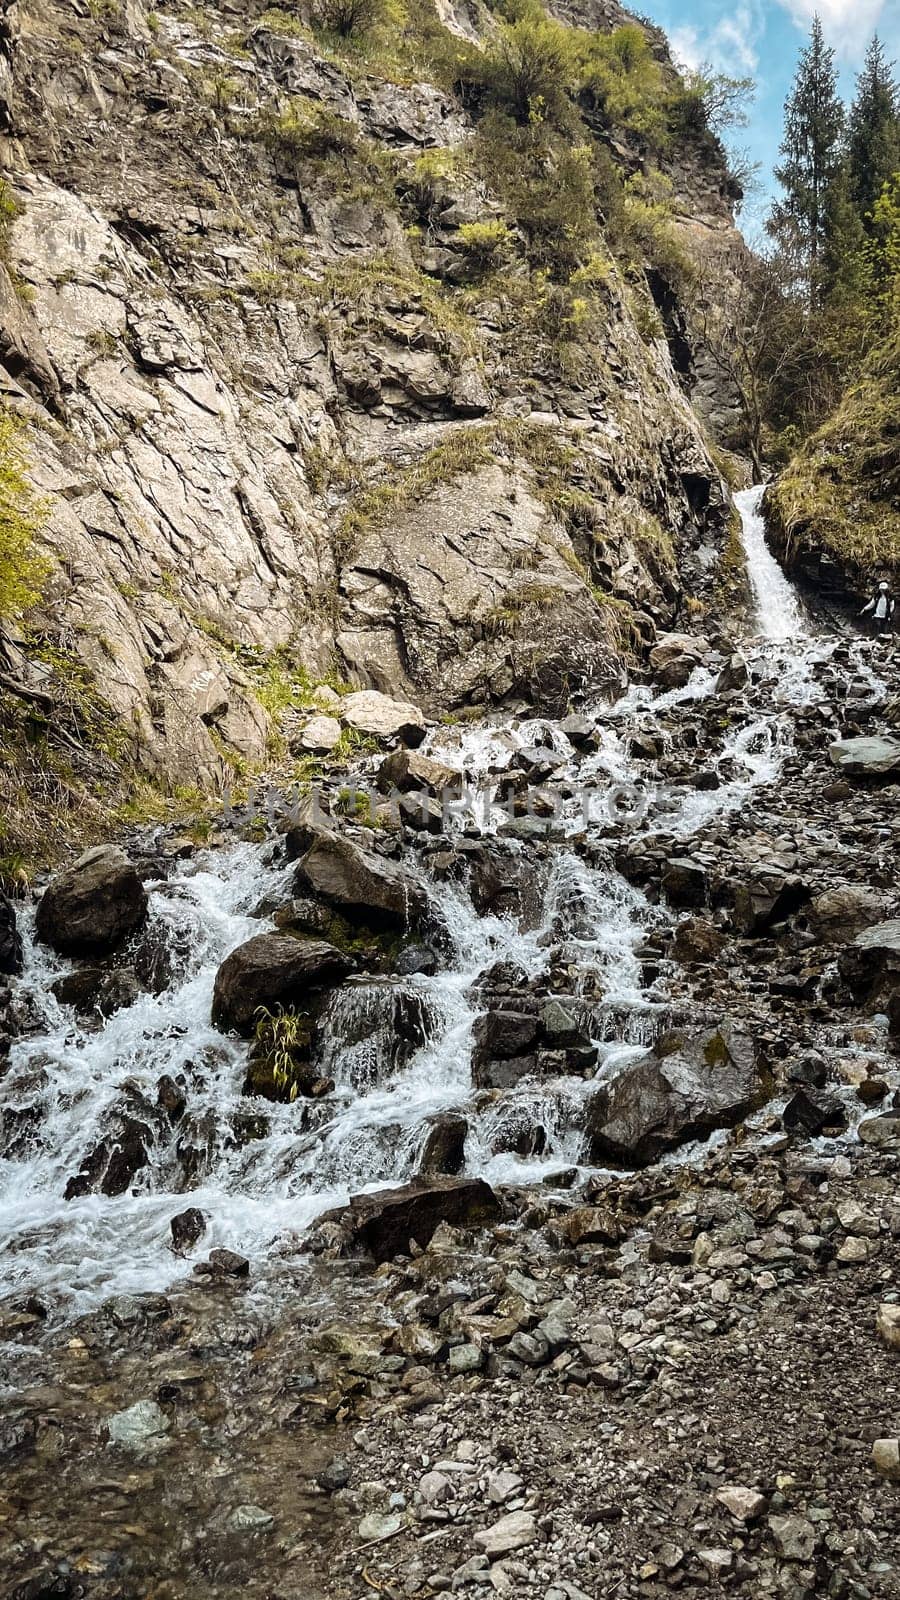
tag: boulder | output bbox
[52,965,143,1018]
[293,832,427,928]
[35,847,149,957]
[0,889,22,976]
[377,748,460,796]
[839,920,900,1008]
[649,633,711,689]
[419,1112,468,1175]
[335,1176,500,1262]
[661,857,708,908]
[828,736,900,778]
[212,934,353,1035]
[782,1087,847,1137]
[170,1207,206,1253]
[585,1024,766,1166]
[808,886,887,939]
[294,714,342,754]
[731,869,809,936]
[341,690,426,746]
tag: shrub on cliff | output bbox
[0,411,48,621]
[481,9,578,126]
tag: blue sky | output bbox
[639,0,900,238]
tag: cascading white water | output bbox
[735,484,810,643]
[0,489,841,1317]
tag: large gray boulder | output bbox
[293,832,427,928]
[212,934,353,1035]
[585,1024,767,1166]
[828,736,900,778]
[35,846,148,957]
[0,890,22,976]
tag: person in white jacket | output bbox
[861,581,895,633]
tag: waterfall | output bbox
[735,484,811,642]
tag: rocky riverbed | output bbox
[3,516,900,1597]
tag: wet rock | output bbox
[293,831,427,928]
[585,1024,765,1166]
[419,1113,468,1176]
[672,917,724,964]
[334,1176,500,1262]
[556,1206,623,1247]
[227,1503,275,1532]
[839,919,900,1008]
[341,690,426,745]
[661,857,708,908]
[106,1399,171,1454]
[782,1087,847,1136]
[211,933,353,1034]
[395,942,438,976]
[65,1114,153,1199]
[649,633,710,689]
[201,1247,250,1277]
[0,889,22,976]
[858,1111,900,1148]
[828,735,900,777]
[560,713,598,748]
[808,885,886,939]
[170,1207,206,1253]
[35,846,148,957]
[472,1009,539,1082]
[52,964,142,1017]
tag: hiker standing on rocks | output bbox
[861,581,895,633]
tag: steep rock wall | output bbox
[0,0,736,800]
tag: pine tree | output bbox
[847,36,900,227]
[768,16,845,308]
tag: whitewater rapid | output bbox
[0,490,836,1314]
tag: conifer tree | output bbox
[768,16,845,308]
[847,36,900,227]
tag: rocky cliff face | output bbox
[0,0,739,820]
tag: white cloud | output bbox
[776,0,888,58]
[670,3,764,77]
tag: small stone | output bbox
[698,1548,733,1575]
[206,1248,250,1277]
[448,1342,484,1374]
[872,1439,900,1480]
[359,1512,403,1541]
[227,1504,274,1532]
[296,714,342,754]
[170,1207,206,1253]
[768,1513,818,1561]
[107,1399,170,1454]
[473,1510,537,1559]
[836,1236,868,1265]
[716,1485,767,1521]
[316,1455,351,1493]
[486,1469,523,1504]
[876,1304,900,1350]
[419,1470,452,1504]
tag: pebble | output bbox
[106,1399,170,1454]
[227,1504,274,1533]
[473,1510,538,1558]
[872,1438,900,1480]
